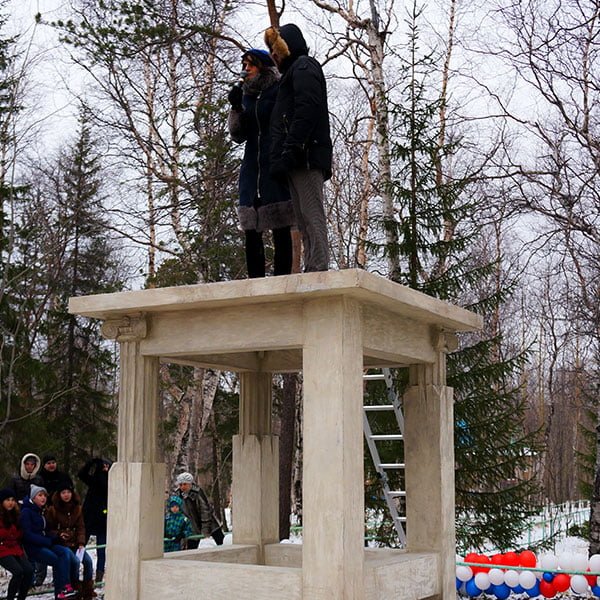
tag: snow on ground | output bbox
[0,534,234,599]
[0,532,592,599]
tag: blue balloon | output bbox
[512,584,525,594]
[526,581,541,598]
[543,572,555,582]
[457,577,462,590]
[466,579,482,597]
[592,584,600,598]
[490,583,511,600]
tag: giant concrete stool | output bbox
[69,269,481,600]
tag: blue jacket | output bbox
[164,496,193,553]
[19,496,56,555]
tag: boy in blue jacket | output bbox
[164,495,193,552]
[19,485,78,600]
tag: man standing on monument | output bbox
[264,23,332,273]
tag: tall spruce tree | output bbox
[367,1,539,551]
[0,9,53,480]
[37,108,122,473]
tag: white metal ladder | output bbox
[363,368,406,546]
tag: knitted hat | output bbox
[242,48,275,68]
[175,472,194,485]
[168,495,183,508]
[0,488,15,503]
[29,485,48,500]
[57,481,74,493]
[42,453,57,465]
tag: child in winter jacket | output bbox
[0,488,33,600]
[164,495,192,553]
[46,484,96,599]
[19,485,78,600]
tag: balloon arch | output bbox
[456,551,600,598]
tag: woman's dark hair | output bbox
[53,488,79,508]
[242,54,260,69]
[0,500,20,527]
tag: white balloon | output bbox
[541,553,559,571]
[558,552,575,571]
[456,565,473,582]
[573,553,590,572]
[519,570,537,590]
[474,572,491,591]
[505,569,520,588]
[571,574,590,595]
[489,568,505,586]
[589,554,600,573]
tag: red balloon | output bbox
[471,557,485,574]
[586,571,597,587]
[504,551,519,567]
[491,553,504,566]
[540,579,557,598]
[553,573,571,593]
[519,550,537,568]
[464,552,482,573]
[474,554,491,573]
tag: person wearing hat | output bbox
[264,23,332,272]
[163,495,193,553]
[77,457,111,583]
[46,483,96,599]
[174,472,224,548]
[9,453,44,502]
[39,454,74,503]
[19,485,78,599]
[227,47,295,278]
[0,488,33,600]
[35,455,74,587]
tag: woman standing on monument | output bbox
[227,48,295,278]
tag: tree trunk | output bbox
[279,373,297,539]
[589,423,600,554]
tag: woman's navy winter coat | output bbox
[228,74,294,232]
